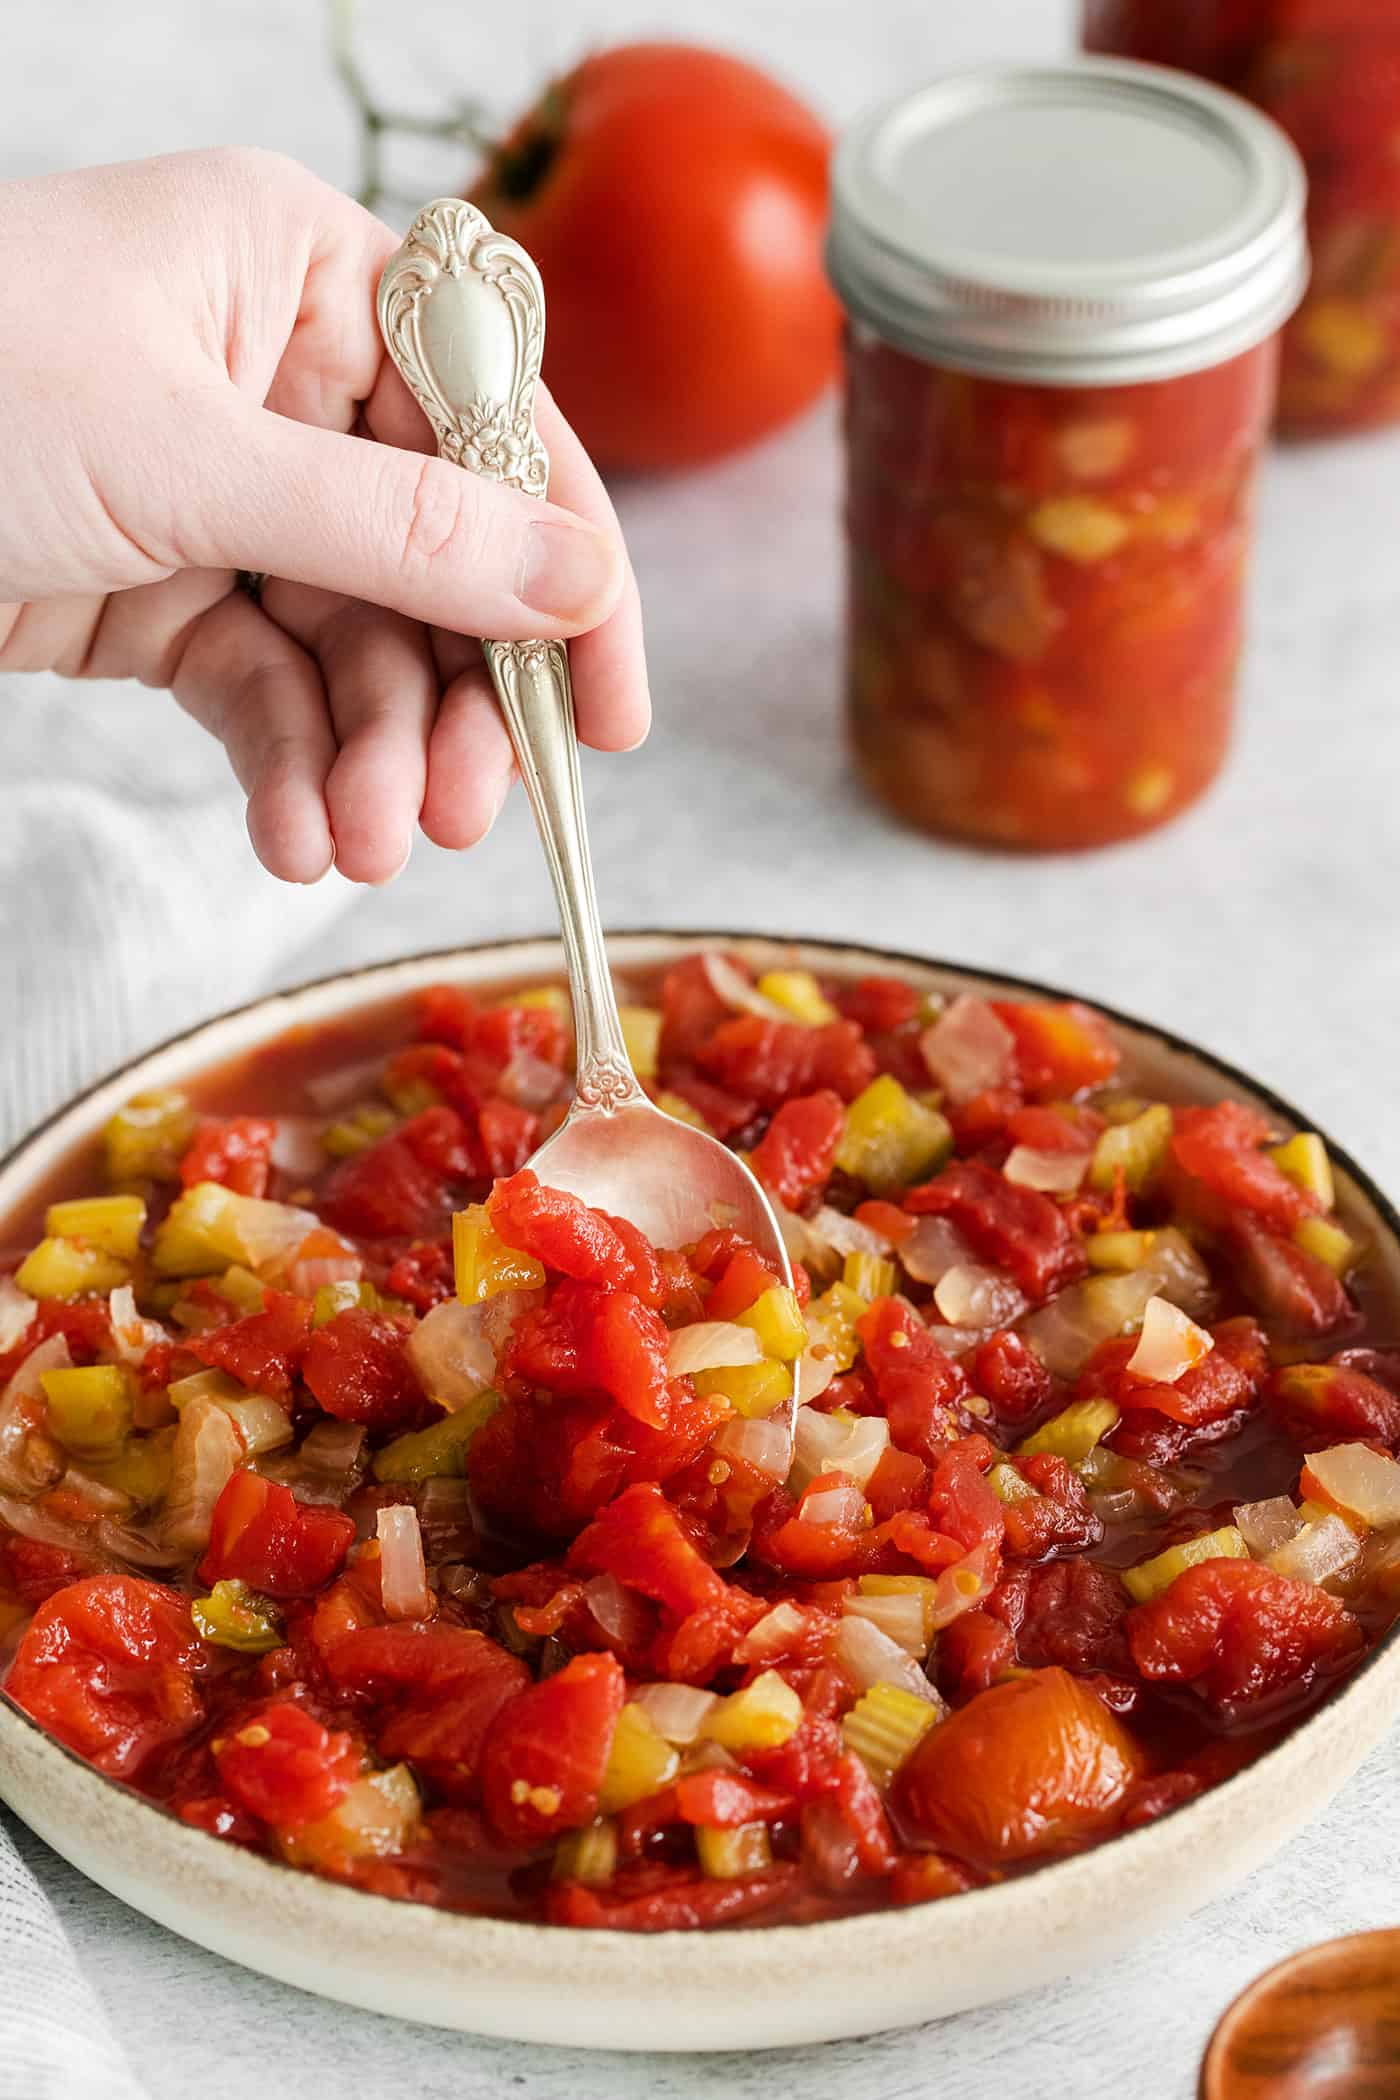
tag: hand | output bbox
[0,149,648,883]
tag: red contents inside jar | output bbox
[845,332,1277,850]
[1085,1,1400,433]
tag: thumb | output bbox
[188,397,626,637]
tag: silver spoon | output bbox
[377,200,795,1319]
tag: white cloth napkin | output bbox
[0,667,352,2094]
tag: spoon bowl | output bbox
[377,200,793,1348]
[1201,1929,1400,2100]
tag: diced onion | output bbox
[377,1504,431,1621]
[1267,1513,1361,1587]
[711,1413,792,1483]
[1234,1495,1303,1557]
[230,1196,324,1273]
[1003,1145,1090,1194]
[582,1571,649,1646]
[1304,1444,1400,1530]
[734,1601,810,1664]
[806,1207,895,1263]
[1137,1229,1214,1321]
[477,1290,538,1358]
[700,953,791,1021]
[0,1332,71,1495]
[790,1407,889,1495]
[498,1051,566,1109]
[416,1475,474,1556]
[1019,1270,1159,1378]
[163,1400,242,1551]
[842,1588,929,1657]
[0,1276,35,1353]
[919,996,1016,1105]
[933,1263,1027,1331]
[107,1285,164,1367]
[832,1614,944,1705]
[93,1518,186,1569]
[269,1116,327,1176]
[792,1347,837,1407]
[1125,1296,1214,1384]
[898,1215,977,1287]
[0,1493,114,1564]
[928,1540,999,1630]
[304,1057,387,1111]
[801,1479,868,1529]
[288,1247,363,1298]
[666,1322,764,1378]
[406,1300,499,1412]
[631,1682,720,1745]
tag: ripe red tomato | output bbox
[471,43,840,471]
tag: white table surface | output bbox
[5,1,1400,2093]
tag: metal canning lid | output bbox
[827,59,1309,386]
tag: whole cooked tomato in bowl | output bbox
[470,43,841,472]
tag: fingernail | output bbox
[518,520,620,622]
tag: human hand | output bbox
[0,149,648,883]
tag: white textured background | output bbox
[4,1,1400,2094]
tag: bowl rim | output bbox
[3,923,1399,1965]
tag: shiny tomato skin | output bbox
[301,1308,425,1432]
[179,1116,276,1198]
[750,1089,846,1210]
[199,1472,355,1598]
[473,44,838,471]
[1127,1558,1362,1713]
[187,1289,310,1399]
[479,1651,625,1844]
[5,1574,205,1780]
[214,1702,361,1833]
[894,1666,1142,1866]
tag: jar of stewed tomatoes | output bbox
[1085,3,1400,434]
[827,62,1307,850]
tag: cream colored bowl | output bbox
[2,933,1397,2052]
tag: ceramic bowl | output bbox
[2,932,1398,2053]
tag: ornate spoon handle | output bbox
[377,200,642,1113]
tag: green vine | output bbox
[327,0,495,212]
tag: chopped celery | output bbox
[696,1822,772,1880]
[842,1250,898,1302]
[1122,1525,1250,1604]
[754,970,838,1027]
[841,1683,939,1787]
[283,1765,419,1870]
[656,1090,712,1134]
[321,1105,397,1158]
[1086,1230,1160,1273]
[736,1286,807,1363]
[216,1265,267,1316]
[1270,1133,1334,1210]
[453,1205,546,1304]
[192,1578,283,1654]
[1293,1216,1362,1276]
[40,1364,134,1461]
[1090,1103,1172,1194]
[834,1075,952,1197]
[1027,496,1130,562]
[552,1819,618,1886]
[692,1360,791,1418]
[373,1394,498,1482]
[618,1006,662,1079]
[152,1182,315,1279]
[168,1370,292,1455]
[313,1279,378,1326]
[989,1461,1038,1505]
[598,1703,680,1814]
[1017,1398,1120,1464]
[702,1669,803,1751]
[16,1236,130,1300]
[808,1281,868,1372]
[103,1089,195,1187]
[45,1195,145,1260]
[855,1572,938,1647]
[89,1424,176,1506]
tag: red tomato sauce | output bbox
[2,953,1398,1931]
[1085,0,1400,434]
[845,331,1276,849]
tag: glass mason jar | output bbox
[827,62,1307,850]
[1085,3,1400,434]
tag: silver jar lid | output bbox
[827,59,1308,386]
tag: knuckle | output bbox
[392,458,490,579]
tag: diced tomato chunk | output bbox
[476,1098,538,1178]
[568,1483,728,1619]
[188,1289,310,1399]
[697,1016,876,1109]
[214,1702,361,1833]
[926,1434,1004,1556]
[179,1116,276,1198]
[905,1159,1085,1299]
[479,1652,625,1843]
[383,1237,455,1312]
[545,1859,800,1930]
[1172,1103,1317,1230]
[859,1297,971,1462]
[0,1537,97,1606]
[1267,1359,1400,1449]
[415,984,478,1050]
[990,1001,1119,1099]
[971,1327,1054,1424]
[489,1170,662,1301]
[839,975,920,1033]
[750,1090,845,1210]
[1127,1559,1362,1713]
[704,1244,784,1321]
[199,1472,355,1597]
[319,1107,476,1239]
[997,1453,1102,1561]
[5,1574,205,1780]
[660,1073,759,1140]
[673,1770,794,1827]
[504,1280,676,1429]
[658,954,741,1063]
[990,1559,1131,1678]
[301,1309,425,1431]
[376,1643,531,1801]
[1227,1216,1351,1337]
